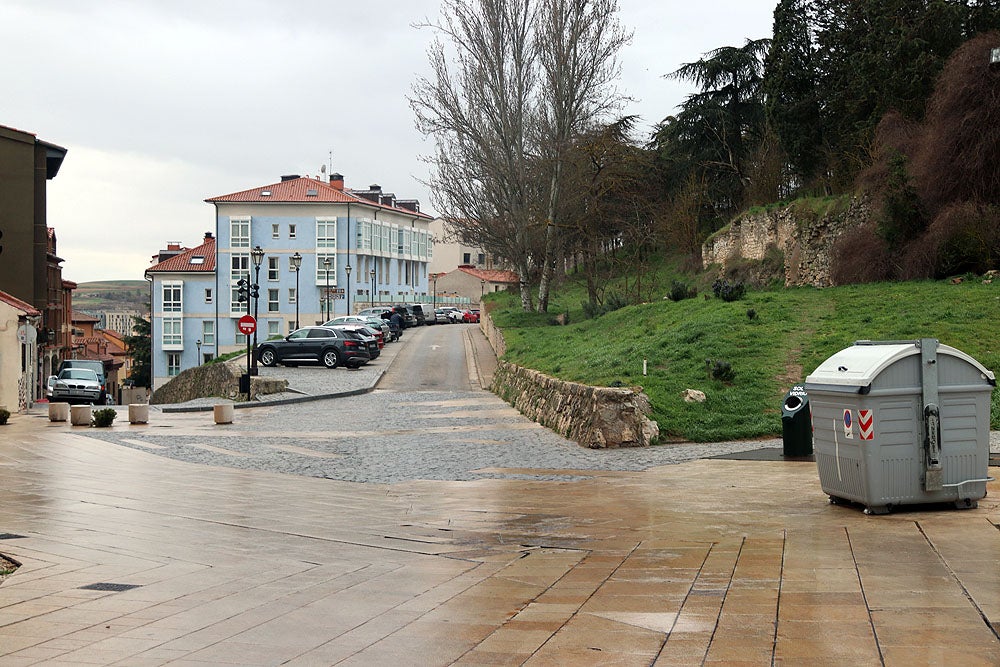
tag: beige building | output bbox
[432,267,518,308]
[428,217,491,275]
[0,290,41,412]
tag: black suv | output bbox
[256,326,371,369]
[57,359,109,403]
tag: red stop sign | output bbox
[237,314,257,335]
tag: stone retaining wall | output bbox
[702,196,871,287]
[481,309,658,448]
[150,357,287,405]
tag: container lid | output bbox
[804,340,995,389]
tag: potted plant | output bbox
[91,407,117,428]
[0,408,9,425]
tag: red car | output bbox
[462,309,480,323]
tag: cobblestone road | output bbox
[81,326,786,483]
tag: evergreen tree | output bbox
[123,316,151,388]
[762,0,823,187]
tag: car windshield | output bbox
[60,369,97,381]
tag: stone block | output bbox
[48,402,70,422]
[128,404,149,424]
[214,403,234,425]
[70,405,92,426]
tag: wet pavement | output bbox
[0,326,998,665]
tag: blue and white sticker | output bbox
[843,409,854,439]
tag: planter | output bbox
[70,405,92,426]
[128,404,149,424]
[48,402,70,422]
[213,403,234,425]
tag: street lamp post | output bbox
[323,256,331,322]
[250,245,265,375]
[370,268,376,307]
[432,274,437,311]
[196,339,202,365]
[345,264,352,315]
[290,252,302,330]
[480,278,486,303]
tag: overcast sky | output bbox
[1,0,776,283]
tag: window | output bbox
[316,218,336,281]
[231,287,248,312]
[463,252,471,264]
[268,289,279,312]
[167,353,181,377]
[289,224,297,239]
[236,332,247,345]
[162,318,182,348]
[268,320,280,338]
[204,288,213,304]
[478,253,485,264]
[272,223,280,239]
[231,254,249,282]
[231,218,250,248]
[162,281,182,313]
[202,320,215,346]
[268,256,279,281]
[289,287,297,304]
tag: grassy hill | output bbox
[73,281,149,314]
[489,276,1000,442]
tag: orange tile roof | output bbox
[72,311,100,323]
[147,236,217,273]
[0,289,40,316]
[205,176,432,219]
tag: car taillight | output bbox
[344,341,357,348]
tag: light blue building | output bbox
[147,173,433,390]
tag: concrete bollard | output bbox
[128,404,149,424]
[213,403,234,425]
[49,402,70,422]
[70,405,92,426]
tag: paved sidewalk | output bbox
[0,326,998,665]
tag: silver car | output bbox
[51,368,102,405]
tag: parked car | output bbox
[46,374,58,399]
[432,308,452,324]
[463,309,481,323]
[256,326,370,369]
[57,359,108,403]
[329,324,381,358]
[409,304,428,326]
[326,315,393,341]
[50,368,102,405]
[440,306,463,323]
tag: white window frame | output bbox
[167,352,181,377]
[231,217,250,249]
[267,320,280,338]
[268,288,279,312]
[202,320,215,346]
[271,223,280,239]
[162,281,182,313]
[231,254,249,283]
[204,287,213,304]
[316,217,337,283]
[162,317,183,350]
[289,287,297,304]
[267,256,279,281]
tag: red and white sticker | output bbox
[859,409,874,440]
[843,409,854,439]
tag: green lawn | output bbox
[490,279,1000,441]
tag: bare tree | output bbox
[411,0,539,311]
[534,0,631,312]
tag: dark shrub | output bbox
[711,279,746,302]
[668,280,696,301]
[706,359,736,383]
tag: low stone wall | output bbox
[491,361,659,448]
[150,357,287,405]
[702,196,871,287]
[480,308,658,448]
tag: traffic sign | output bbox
[237,314,257,335]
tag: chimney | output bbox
[330,173,344,190]
[369,184,382,192]
[280,174,300,182]
[204,231,214,240]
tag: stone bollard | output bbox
[48,402,70,422]
[70,405,92,426]
[213,403,234,425]
[128,404,149,424]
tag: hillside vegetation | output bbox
[489,276,1000,442]
[73,281,149,314]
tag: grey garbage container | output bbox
[781,386,813,457]
[804,339,995,514]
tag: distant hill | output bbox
[74,281,150,316]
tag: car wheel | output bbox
[322,348,341,369]
[260,348,277,367]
